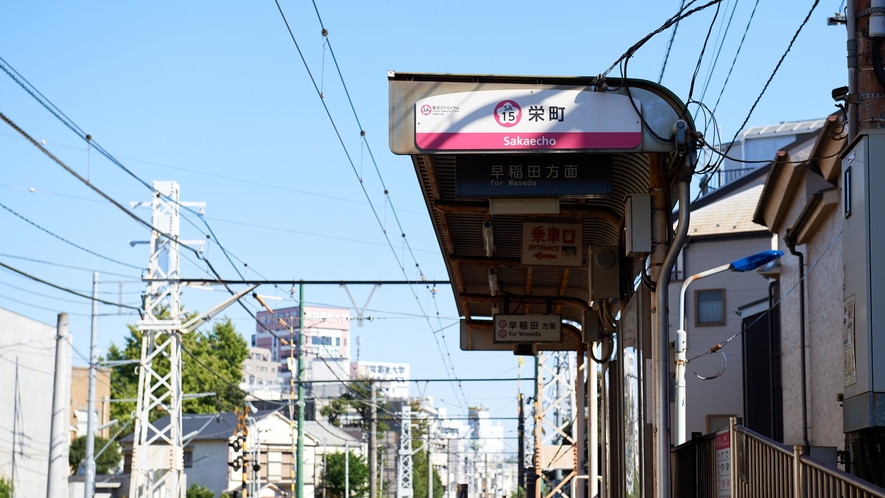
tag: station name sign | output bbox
[456,154,612,197]
[494,314,562,343]
[415,89,641,152]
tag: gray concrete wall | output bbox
[0,307,70,498]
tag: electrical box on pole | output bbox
[842,132,885,432]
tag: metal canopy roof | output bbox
[388,73,693,347]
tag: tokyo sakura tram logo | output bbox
[420,104,432,115]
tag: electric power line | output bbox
[659,0,690,83]
[693,0,821,204]
[0,201,144,271]
[0,261,141,310]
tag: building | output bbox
[254,305,352,378]
[241,347,286,401]
[350,361,410,400]
[0,307,70,498]
[71,365,112,440]
[666,118,829,441]
[121,409,361,498]
[753,114,847,462]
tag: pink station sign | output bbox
[415,89,642,151]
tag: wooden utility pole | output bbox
[851,0,885,134]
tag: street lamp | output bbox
[674,249,783,445]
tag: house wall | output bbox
[667,234,771,437]
[71,365,111,440]
[185,440,230,497]
[772,169,844,450]
[0,308,69,498]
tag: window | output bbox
[183,451,193,468]
[696,289,725,326]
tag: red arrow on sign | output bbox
[533,252,557,260]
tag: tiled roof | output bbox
[688,184,766,236]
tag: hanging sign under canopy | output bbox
[415,89,641,152]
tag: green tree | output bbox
[509,487,525,498]
[323,450,369,498]
[106,314,249,433]
[410,399,443,498]
[0,474,11,498]
[186,483,215,498]
[412,448,444,498]
[69,435,122,474]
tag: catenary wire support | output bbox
[535,352,578,498]
[129,180,187,498]
[128,182,252,498]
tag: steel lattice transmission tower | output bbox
[533,351,578,498]
[129,181,188,498]
[396,405,413,498]
[128,181,251,498]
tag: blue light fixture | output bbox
[728,250,784,272]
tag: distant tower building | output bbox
[350,361,410,399]
[253,305,352,374]
[240,347,285,400]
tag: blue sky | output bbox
[0,0,847,434]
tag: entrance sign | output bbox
[493,314,562,343]
[456,154,612,197]
[716,429,731,498]
[521,222,583,267]
[415,89,641,151]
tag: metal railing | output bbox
[672,419,885,497]
[731,421,885,498]
[671,432,717,498]
[699,167,757,195]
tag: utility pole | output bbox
[297,284,306,498]
[84,272,99,498]
[427,432,433,498]
[345,440,350,498]
[290,314,296,498]
[531,354,541,498]
[46,313,70,498]
[370,381,378,498]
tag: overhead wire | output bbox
[275,0,470,411]
[685,0,722,109]
[603,0,724,77]
[0,200,144,271]
[695,0,741,111]
[693,0,821,205]
[0,57,281,319]
[709,0,761,119]
[0,261,141,310]
[658,0,690,83]
[0,253,139,279]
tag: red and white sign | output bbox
[716,429,731,498]
[415,89,641,151]
[521,222,583,267]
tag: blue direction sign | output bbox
[455,154,612,198]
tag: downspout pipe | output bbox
[786,237,810,449]
[655,180,692,498]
